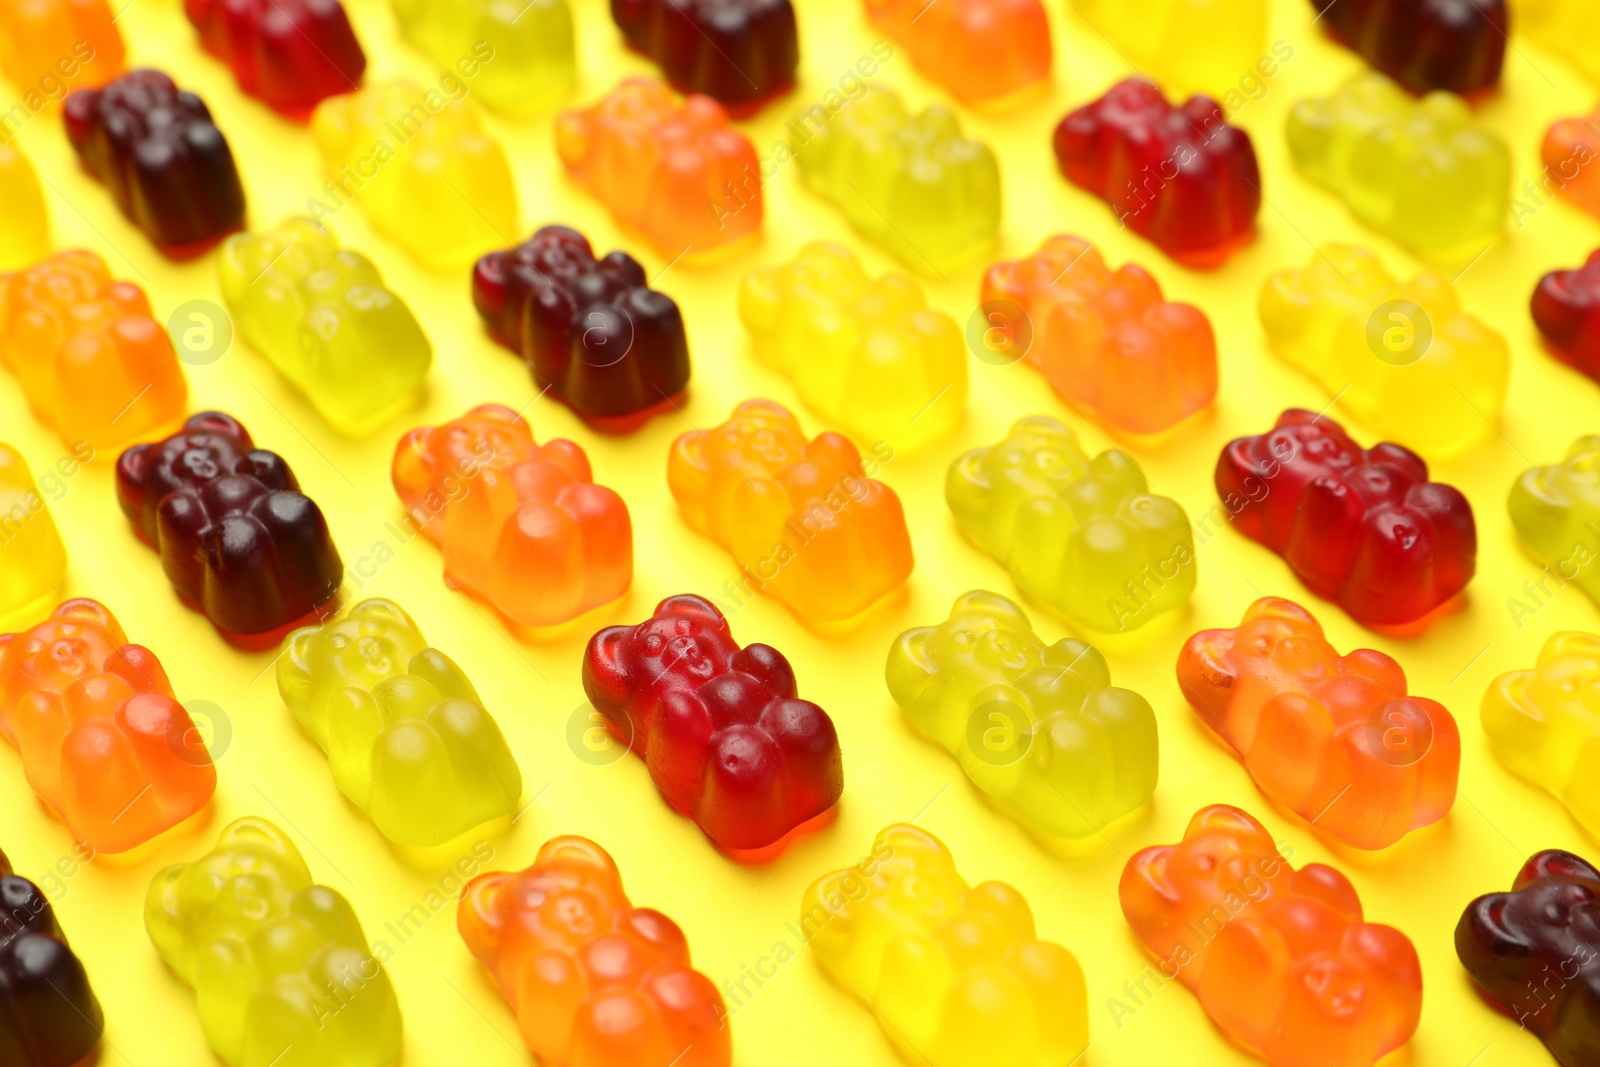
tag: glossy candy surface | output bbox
[1178,597,1460,849]
[116,412,344,636]
[277,599,522,847]
[146,817,403,1067]
[1070,0,1266,96]
[0,847,104,1067]
[1311,0,1505,95]
[0,445,68,624]
[1533,250,1600,383]
[801,822,1089,1067]
[740,241,965,448]
[583,594,843,853]
[0,145,48,271]
[864,0,1048,103]
[668,399,912,625]
[886,590,1157,837]
[0,0,124,104]
[946,415,1195,632]
[459,836,730,1066]
[392,404,632,628]
[0,599,216,853]
[1217,409,1476,625]
[1511,436,1600,608]
[982,235,1216,433]
[392,5,570,112]
[1542,107,1600,218]
[613,0,796,112]
[186,0,366,117]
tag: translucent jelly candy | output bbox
[886,590,1157,837]
[946,415,1195,632]
[0,145,48,271]
[1179,597,1460,849]
[1542,103,1600,217]
[186,0,366,117]
[1287,72,1509,261]
[1511,436,1600,609]
[0,847,104,1067]
[278,599,522,848]
[0,598,216,853]
[0,0,124,103]
[557,77,761,255]
[1069,0,1267,97]
[1520,0,1600,81]
[1218,409,1476,625]
[1122,805,1422,1067]
[583,594,843,853]
[794,84,999,273]
[0,445,68,623]
[801,823,1088,1067]
[740,241,966,448]
[392,404,632,628]
[982,235,1217,433]
[1311,0,1505,94]
[459,835,731,1066]
[220,218,431,433]
[1536,253,1600,383]
[613,0,796,113]
[311,81,517,268]
[1259,244,1509,455]
[146,818,403,1067]
[668,399,912,625]
[392,4,570,113]
[864,0,1049,103]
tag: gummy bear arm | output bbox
[1516,849,1600,891]
[106,643,174,697]
[457,869,516,961]
[730,643,797,698]
[884,626,939,710]
[1175,628,1238,723]
[581,626,634,711]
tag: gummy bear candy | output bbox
[1287,72,1509,262]
[1520,0,1600,81]
[1069,0,1267,97]
[1456,850,1600,1067]
[0,144,48,272]
[186,0,366,118]
[1311,0,1505,95]
[146,817,403,1067]
[392,5,569,113]
[739,241,966,448]
[277,599,522,847]
[392,404,632,628]
[1510,436,1600,610]
[64,70,247,256]
[0,445,68,624]
[0,598,217,853]
[1217,409,1476,625]
[311,81,517,269]
[0,0,124,104]
[946,415,1195,632]
[613,0,796,113]
[1121,805,1422,1067]
[1533,250,1600,382]
[1053,78,1260,264]
[1542,106,1600,218]
[1259,244,1509,456]
[794,83,999,274]
[801,823,1088,1067]
[472,225,690,431]
[981,235,1217,433]
[864,0,1048,103]
[583,594,843,854]
[459,835,731,1066]
[886,590,1157,837]
[667,399,912,626]
[557,77,761,256]
[221,218,432,433]
[116,412,344,638]
[1179,597,1460,849]
[0,249,188,449]
[0,847,104,1067]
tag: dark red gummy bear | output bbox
[473,225,691,433]
[115,411,343,638]
[1456,850,1600,1067]
[1533,250,1600,384]
[611,0,797,114]
[1053,78,1260,265]
[63,70,246,257]
[185,0,366,119]
[1311,0,1506,97]
[1216,409,1476,626]
[0,848,104,1067]
[581,594,843,855]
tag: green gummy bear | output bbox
[1510,435,1600,607]
[390,0,574,113]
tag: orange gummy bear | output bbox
[1177,598,1459,850]
[864,0,1050,103]
[392,404,632,629]
[0,599,215,854]
[1121,804,1422,1067]
[458,835,731,1067]
[0,0,124,105]
[0,249,187,449]
[981,235,1216,434]
[1543,105,1600,218]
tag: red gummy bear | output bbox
[582,594,842,856]
[185,0,365,118]
[1053,78,1259,265]
[1216,410,1475,626]
[1533,250,1600,384]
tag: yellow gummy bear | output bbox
[1071,0,1269,98]
[1517,0,1600,81]
[145,818,403,1067]
[886,590,1157,837]
[311,81,517,269]
[1287,72,1509,262]
[1259,244,1509,456]
[946,416,1195,632]
[390,2,573,113]
[800,823,1088,1067]
[277,599,522,848]
[0,444,67,625]
[739,242,966,450]
[1509,436,1600,608]
[0,143,47,271]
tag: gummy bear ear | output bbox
[0,847,10,877]
[1185,804,1270,848]
[278,623,323,696]
[52,598,122,643]
[184,410,250,446]
[350,598,415,633]
[1242,597,1319,633]
[536,836,618,882]
[215,817,305,873]
[655,594,728,633]
[1541,632,1600,668]
[1516,849,1600,891]
[949,590,1027,628]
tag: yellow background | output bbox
[1,0,1596,1063]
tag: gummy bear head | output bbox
[1476,850,1600,964]
[1128,805,1286,910]
[611,595,737,692]
[1522,632,1600,718]
[280,599,429,701]
[0,598,125,703]
[1225,597,1335,679]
